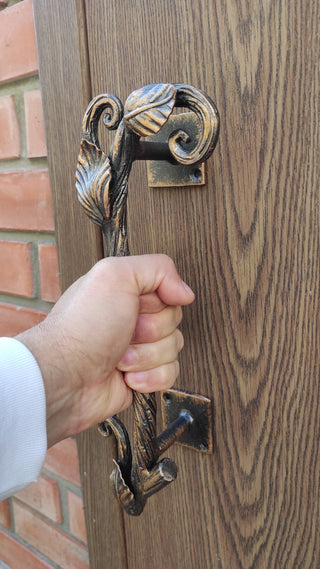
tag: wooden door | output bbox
[34,1,320,567]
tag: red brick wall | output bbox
[0,1,89,567]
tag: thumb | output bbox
[121,254,195,306]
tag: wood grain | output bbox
[35,0,320,567]
[85,0,320,567]
[33,2,127,568]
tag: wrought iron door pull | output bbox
[76,83,219,515]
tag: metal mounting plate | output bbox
[147,112,206,187]
[160,388,213,453]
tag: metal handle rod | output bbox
[76,82,219,515]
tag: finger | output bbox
[138,293,167,314]
[102,254,195,306]
[132,305,182,344]
[75,369,133,431]
[117,329,184,372]
[124,361,180,393]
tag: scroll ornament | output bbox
[76,83,219,515]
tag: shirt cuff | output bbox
[0,337,47,500]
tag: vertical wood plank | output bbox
[84,1,320,568]
[33,0,101,285]
[33,2,127,568]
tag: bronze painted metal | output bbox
[76,83,219,516]
[161,389,213,453]
[147,112,207,187]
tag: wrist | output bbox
[16,321,75,447]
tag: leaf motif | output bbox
[76,139,111,226]
[124,83,176,137]
[112,461,143,516]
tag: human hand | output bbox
[17,255,194,447]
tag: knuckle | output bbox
[146,315,160,340]
[89,257,117,286]
[160,253,175,269]
[160,360,179,388]
[134,314,159,342]
[175,306,183,326]
[140,342,157,367]
[175,329,184,352]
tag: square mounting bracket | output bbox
[147,112,206,187]
[160,388,213,453]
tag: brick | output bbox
[0,95,20,159]
[39,244,61,302]
[25,90,47,158]
[13,501,89,569]
[0,241,33,297]
[0,169,54,231]
[0,302,46,336]
[0,529,53,569]
[0,501,11,530]
[15,474,63,524]
[0,0,38,84]
[67,491,87,544]
[44,439,81,487]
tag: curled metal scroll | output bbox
[76,83,219,515]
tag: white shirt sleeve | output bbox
[0,337,47,500]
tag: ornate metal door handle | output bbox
[76,83,219,515]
